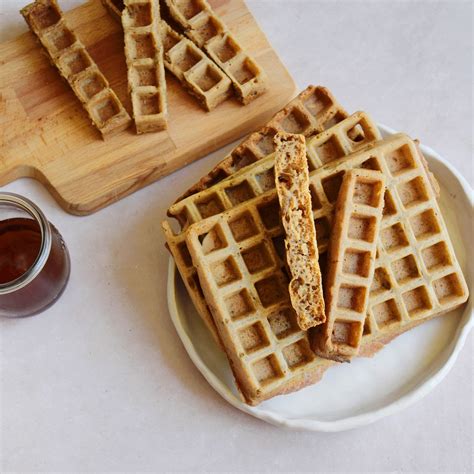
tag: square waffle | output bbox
[173,85,349,203]
[163,111,381,343]
[185,196,332,404]
[313,169,385,361]
[164,0,267,104]
[21,0,131,138]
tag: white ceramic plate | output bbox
[167,125,473,431]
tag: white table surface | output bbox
[1,1,472,472]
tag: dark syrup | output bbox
[0,218,42,283]
[0,218,70,317]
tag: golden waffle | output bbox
[274,133,325,330]
[184,133,468,404]
[163,111,381,343]
[173,85,349,203]
[123,0,168,133]
[159,20,233,111]
[163,0,267,104]
[313,169,385,361]
[21,0,131,138]
[185,198,333,405]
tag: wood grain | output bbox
[0,0,296,215]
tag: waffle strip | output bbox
[274,133,325,330]
[123,0,168,133]
[163,112,381,342]
[159,20,233,111]
[314,169,385,361]
[21,0,131,138]
[172,85,349,203]
[164,0,267,104]
[184,134,468,404]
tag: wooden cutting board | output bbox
[0,0,296,215]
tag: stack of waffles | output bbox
[162,85,469,405]
[21,0,268,137]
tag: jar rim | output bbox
[0,193,52,295]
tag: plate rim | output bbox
[166,124,473,431]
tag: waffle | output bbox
[163,111,381,342]
[163,0,267,104]
[313,169,385,361]
[185,203,333,404]
[184,133,468,403]
[123,0,168,133]
[274,133,325,330]
[173,85,349,203]
[159,20,232,111]
[21,0,131,138]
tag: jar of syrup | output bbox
[0,193,70,317]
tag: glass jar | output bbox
[0,193,70,317]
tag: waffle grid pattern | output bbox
[164,0,267,104]
[159,20,232,111]
[123,0,168,133]
[314,169,386,361]
[163,112,380,341]
[168,111,378,231]
[363,139,469,341]
[172,85,349,202]
[21,0,131,138]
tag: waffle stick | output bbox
[313,169,385,361]
[163,0,267,104]
[163,111,381,343]
[184,134,468,403]
[173,85,349,203]
[123,0,168,133]
[274,133,325,330]
[21,0,131,138]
